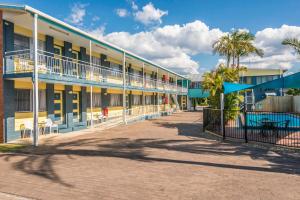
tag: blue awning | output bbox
[188,88,209,98]
[223,82,253,94]
[252,71,300,90]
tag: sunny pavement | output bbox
[0,111,299,200]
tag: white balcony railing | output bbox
[4,49,188,93]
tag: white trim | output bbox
[32,13,39,146]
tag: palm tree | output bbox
[212,30,263,68]
[232,31,264,68]
[212,34,233,68]
[202,64,246,113]
[282,38,300,55]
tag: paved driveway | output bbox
[0,112,299,200]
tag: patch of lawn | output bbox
[0,144,26,153]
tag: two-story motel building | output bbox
[0,4,189,145]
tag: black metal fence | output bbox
[203,108,300,148]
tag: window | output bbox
[54,45,62,56]
[110,62,122,72]
[132,95,141,105]
[91,56,101,66]
[145,96,152,105]
[15,89,46,112]
[14,34,30,51]
[87,93,102,108]
[15,89,32,112]
[110,94,122,107]
[39,90,46,112]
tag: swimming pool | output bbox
[246,113,300,128]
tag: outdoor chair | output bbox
[273,120,290,138]
[45,118,59,134]
[98,112,107,122]
[23,120,33,138]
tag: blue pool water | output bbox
[247,113,300,128]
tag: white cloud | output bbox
[131,0,138,11]
[134,2,168,26]
[116,8,129,18]
[101,20,224,74]
[92,16,100,22]
[88,26,106,40]
[65,3,88,26]
[241,25,300,72]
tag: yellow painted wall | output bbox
[87,87,101,93]
[54,38,64,47]
[107,57,122,65]
[107,88,122,94]
[54,84,65,91]
[73,85,81,92]
[14,25,45,41]
[131,90,142,95]
[15,80,46,89]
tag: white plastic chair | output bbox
[98,112,107,122]
[24,120,33,138]
[45,118,59,134]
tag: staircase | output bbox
[245,90,255,110]
[171,94,181,111]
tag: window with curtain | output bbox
[15,89,46,112]
[132,95,141,105]
[91,56,101,66]
[145,95,152,105]
[158,95,163,104]
[110,94,122,107]
[110,62,121,72]
[87,93,102,108]
[14,34,30,51]
[39,90,47,112]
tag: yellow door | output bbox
[72,91,80,122]
[54,90,64,124]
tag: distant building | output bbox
[239,68,286,103]
[185,74,209,110]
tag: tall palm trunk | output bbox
[226,55,230,68]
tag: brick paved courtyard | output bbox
[0,112,300,200]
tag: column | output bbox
[142,63,145,116]
[122,52,127,124]
[32,13,39,146]
[156,68,159,113]
[89,40,93,127]
[175,76,178,110]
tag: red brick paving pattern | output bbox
[0,112,300,200]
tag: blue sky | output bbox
[8,0,300,74]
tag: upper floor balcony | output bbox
[4,49,188,94]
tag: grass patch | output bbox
[0,144,26,153]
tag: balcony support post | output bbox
[156,68,159,114]
[142,63,145,117]
[32,14,39,146]
[175,76,178,110]
[167,72,170,112]
[89,40,93,127]
[122,52,127,124]
[32,13,39,146]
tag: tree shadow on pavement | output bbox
[0,120,300,187]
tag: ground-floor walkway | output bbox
[0,112,299,200]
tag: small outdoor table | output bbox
[260,119,279,137]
